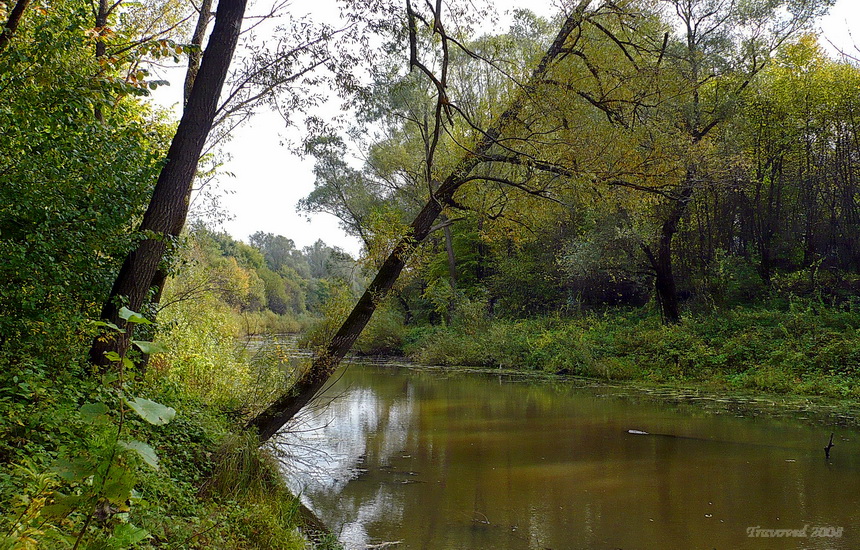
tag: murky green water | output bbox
[277,363,860,549]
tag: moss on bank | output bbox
[403,299,860,400]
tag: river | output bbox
[277,361,860,549]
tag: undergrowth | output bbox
[0,298,338,549]
[403,298,860,399]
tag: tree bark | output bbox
[184,0,215,106]
[0,0,30,55]
[93,0,111,122]
[245,3,589,442]
[90,0,247,366]
[138,0,215,370]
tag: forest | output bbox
[1,0,859,547]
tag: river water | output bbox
[277,362,860,549]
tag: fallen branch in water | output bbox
[366,541,403,549]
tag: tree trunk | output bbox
[654,226,681,323]
[442,221,457,322]
[90,0,247,367]
[93,0,110,122]
[0,0,30,54]
[645,174,695,324]
[138,0,216,370]
[245,4,589,442]
[184,0,215,106]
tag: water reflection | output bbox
[278,364,860,549]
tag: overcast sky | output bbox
[152,0,860,258]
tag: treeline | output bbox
[273,2,860,406]
[171,223,360,327]
[304,24,860,328]
[2,0,859,544]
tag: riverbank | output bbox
[0,302,337,549]
[396,299,860,406]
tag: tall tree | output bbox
[637,0,833,322]
[90,0,248,365]
[246,1,595,441]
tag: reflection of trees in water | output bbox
[275,371,414,548]
[275,365,860,550]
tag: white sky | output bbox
[152,0,860,258]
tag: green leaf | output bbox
[118,307,152,325]
[42,492,85,518]
[91,320,125,333]
[104,351,122,362]
[132,340,167,354]
[124,397,175,425]
[102,465,136,505]
[119,440,159,470]
[80,402,110,424]
[51,458,96,482]
[111,523,150,547]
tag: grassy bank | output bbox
[0,294,336,549]
[401,299,860,399]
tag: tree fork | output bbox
[90,0,248,366]
[246,2,590,442]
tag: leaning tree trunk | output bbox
[138,0,215,372]
[90,0,247,366]
[245,4,589,442]
[184,0,215,107]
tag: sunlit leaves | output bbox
[0,0,172,360]
[118,307,152,325]
[118,440,160,469]
[132,340,167,354]
[124,397,176,426]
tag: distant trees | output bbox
[88,0,343,365]
[167,224,359,321]
[630,0,835,322]
[3,0,850,444]
[245,0,855,439]
[247,0,617,440]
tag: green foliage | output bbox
[238,310,307,335]
[352,299,408,355]
[405,301,860,398]
[156,282,251,409]
[1,311,176,549]
[1,301,324,549]
[302,286,408,356]
[180,223,359,319]
[300,282,357,351]
[0,0,173,368]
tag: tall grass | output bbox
[403,300,860,398]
